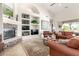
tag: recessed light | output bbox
[50,3,55,6]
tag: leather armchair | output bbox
[48,39,79,56]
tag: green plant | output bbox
[62,26,70,31]
[3,4,13,17]
[31,19,38,24]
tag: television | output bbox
[31,29,39,35]
[4,29,15,40]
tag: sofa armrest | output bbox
[48,40,79,56]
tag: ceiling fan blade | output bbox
[50,3,55,6]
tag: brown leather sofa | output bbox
[43,31,50,37]
[55,31,73,39]
[43,31,53,37]
[43,31,73,39]
[48,40,68,56]
[48,36,79,56]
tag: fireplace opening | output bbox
[4,28,16,40]
[3,23,17,40]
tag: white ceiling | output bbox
[15,3,79,22]
[37,3,79,13]
[36,3,79,21]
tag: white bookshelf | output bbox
[21,13,31,36]
[21,13,40,36]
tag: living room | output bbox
[0,3,79,56]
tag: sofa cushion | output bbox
[67,36,79,49]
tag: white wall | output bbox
[14,4,22,37]
[0,3,3,35]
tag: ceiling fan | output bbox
[50,3,55,6]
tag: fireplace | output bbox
[3,23,17,40]
[4,28,16,40]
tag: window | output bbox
[62,22,79,32]
[62,23,70,31]
[71,22,79,32]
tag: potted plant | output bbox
[31,19,39,24]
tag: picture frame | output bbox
[3,4,13,19]
[41,20,50,30]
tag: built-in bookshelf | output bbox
[31,16,39,35]
[21,13,40,36]
[21,13,31,36]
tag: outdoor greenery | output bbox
[62,23,79,32]
[62,25,70,31]
[62,23,70,31]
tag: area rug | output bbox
[22,39,49,56]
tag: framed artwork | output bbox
[41,20,50,30]
[3,3,13,19]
